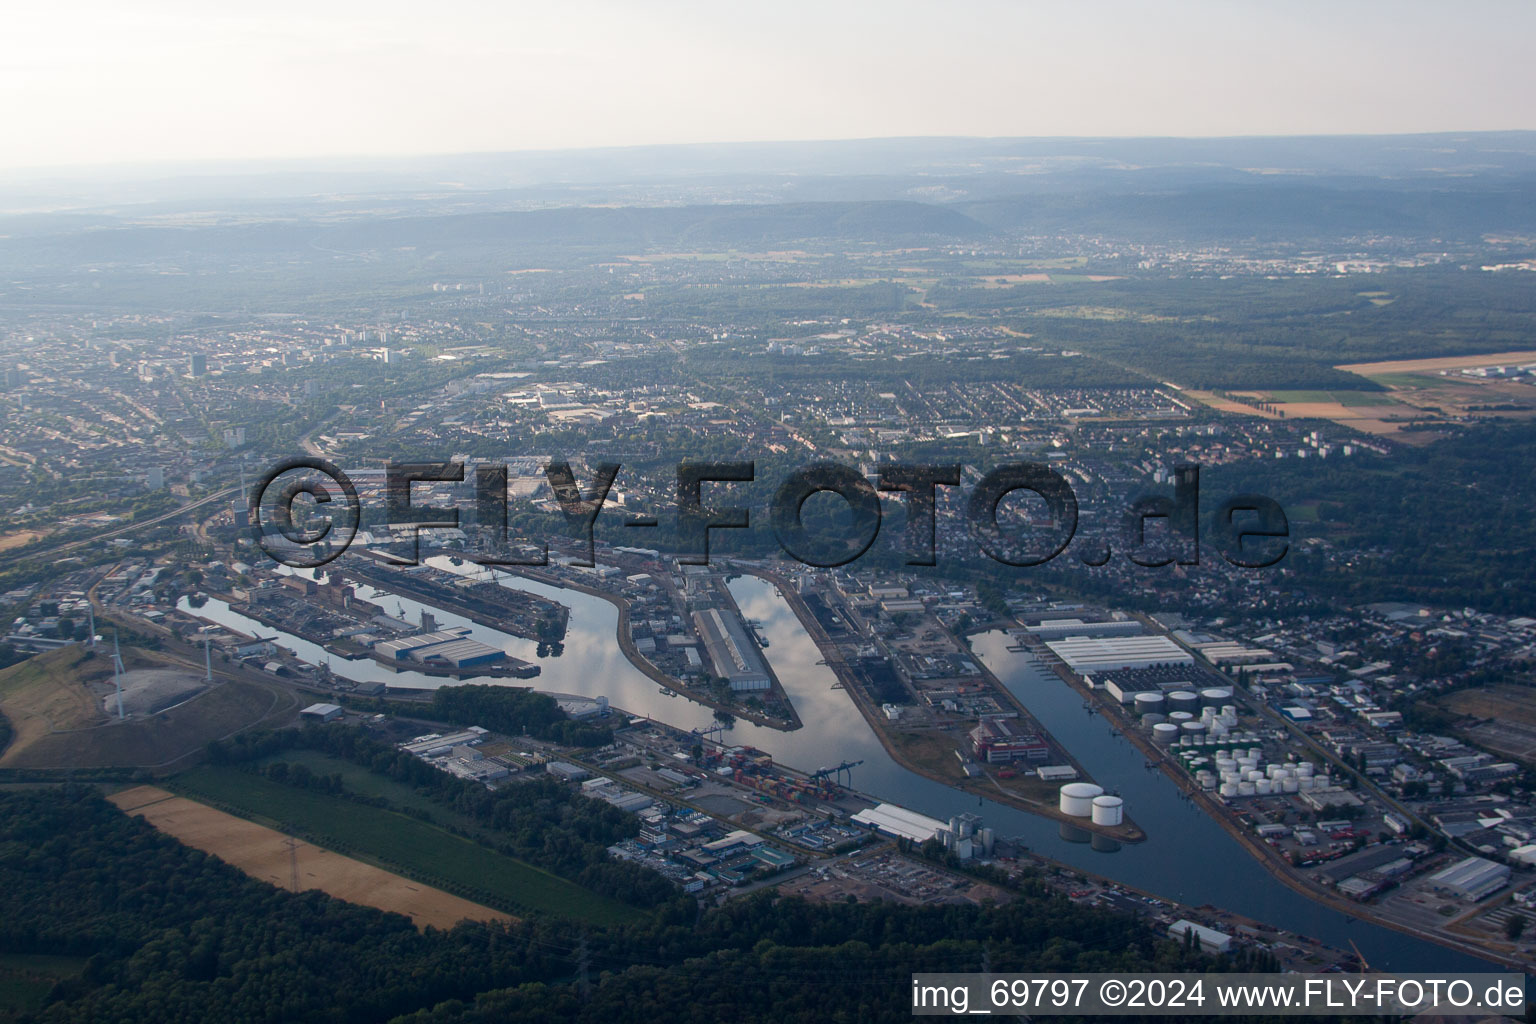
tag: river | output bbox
[179,561,1494,971]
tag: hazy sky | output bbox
[3,0,1533,170]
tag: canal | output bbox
[180,563,1494,970]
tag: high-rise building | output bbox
[189,353,208,376]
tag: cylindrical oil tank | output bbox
[1237,781,1256,796]
[1168,691,1199,712]
[1140,713,1167,727]
[1169,711,1195,724]
[1299,776,1316,791]
[1296,762,1315,777]
[1059,782,1104,816]
[1134,692,1166,714]
[979,827,995,855]
[1091,794,1124,826]
[1181,721,1207,737]
[1219,782,1239,797]
[1281,779,1299,794]
[1152,723,1179,745]
[1201,687,1232,707]
[1255,780,1273,796]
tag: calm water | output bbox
[180,563,1494,970]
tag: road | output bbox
[0,485,242,571]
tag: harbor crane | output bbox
[811,760,864,789]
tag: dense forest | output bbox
[0,787,1327,1024]
[1202,419,1536,613]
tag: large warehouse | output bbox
[373,629,507,669]
[692,608,771,691]
[851,802,947,843]
[1044,635,1194,673]
[1024,617,1143,641]
[1428,856,1510,902]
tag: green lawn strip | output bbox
[1330,391,1399,407]
[254,750,485,833]
[168,766,641,927]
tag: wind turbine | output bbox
[111,631,125,720]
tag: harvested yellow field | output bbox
[1337,350,1536,376]
[1184,391,1280,418]
[109,786,515,931]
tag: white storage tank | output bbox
[1090,794,1124,826]
[1281,779,1299,794]
[1201,687,1233,707]
[1134,692,1166,714]
[980,827,995,855]
[1140,713,1168,727]
[1237,781,1256,796]
[1169,711,1195,724]
[1152,723,1180,746]
[1255,780,1273,795]
[1219,781,1239,798]
[1168,691,1200,712]
[1181,721,1207,736]
[1059,782,1104,817]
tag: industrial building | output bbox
[851,802,947,843]
[399,728,488,758]
[546,761,590,781]
[1024,617,1142,641]
[299,702,343,723]
[968,716,1050,763]
[373,629,507,669]
[692,608,771,691]
[1169,920,1232,953]
[1044,635,1194,673]
[1427,856,1510,901]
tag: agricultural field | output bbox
[170,765,644,926]
[1336,350,1536,377]
[1438,685,1536,763]
[109,786,512,930]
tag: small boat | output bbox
[659,688,677,698]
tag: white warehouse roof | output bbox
[1428,856,1510,901]
[851,802,947,843]
[1045,635,1194,673]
